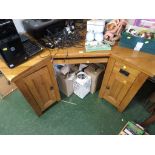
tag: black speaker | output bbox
[0,19,28,68]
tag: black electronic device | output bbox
[0,20,43,68]
[23,19,85,49]
[20,34,43,57]
[22,19,66,39]
[0,19,28,68]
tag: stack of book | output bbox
[119,121,149,135]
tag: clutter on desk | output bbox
[103,19,128,46]
[85,19,111,52]
[119,121,149,135]
[119,22,155,54]
[133,19,155,29]
[85,19,128,52]
[24,19,86,49]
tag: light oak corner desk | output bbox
[0,45,155,116]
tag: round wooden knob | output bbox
[50,86,54,91]
[106,86,110,89]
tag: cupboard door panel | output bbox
[24,67,56,111]
[13,58,61,116]
[104,71,133,106]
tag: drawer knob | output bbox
[50,86,54,91]
[123,65,127,69]
[106,86,110,89]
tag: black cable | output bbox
[39,21,86,50]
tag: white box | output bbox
[84,64,105,94]
[55,64,79,97]
[73,72,91,99]
[57,73,74,97]
[87,19,105,33]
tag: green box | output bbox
[119,32,155,55]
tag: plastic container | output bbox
[119,32,155,55]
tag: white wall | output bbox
[13,19,25,33]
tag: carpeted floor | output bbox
[0,80,155,135]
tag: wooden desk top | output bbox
[0,46,110,81]
[111,46,155,77]
[1,44,155,81]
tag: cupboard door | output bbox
[14,58,61,116]
[99,57,142,109]
[104,61,140,106]
[24,66,56,111]
[104,69,134,106]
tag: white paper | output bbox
[134,42,144,51]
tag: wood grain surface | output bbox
[1,44,155,82]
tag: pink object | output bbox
[104,19,128,42]
[133,19,155,28]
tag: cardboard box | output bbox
[84,64,105,94]
[73,72,91,99]
[0,74,17,99]
[70,64,79,73]
[57,73,74,97]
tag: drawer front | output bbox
[113,61,140,82]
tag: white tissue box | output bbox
[87,20,105,33]
[73,72,91,99]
